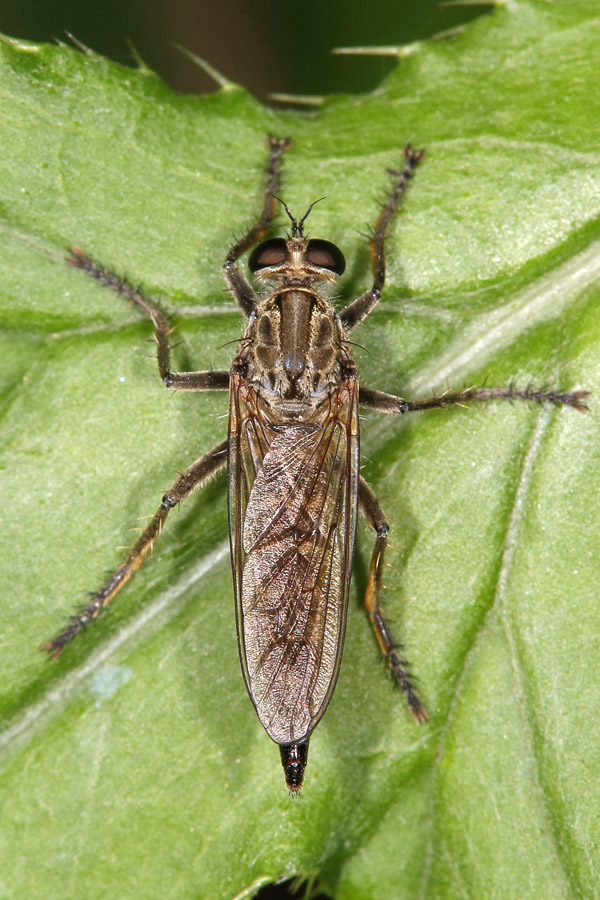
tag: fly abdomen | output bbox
[279,740,310,793]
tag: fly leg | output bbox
[42,439,228,657]
[359,385,590,414]
[358,382,587,715]
[359,477,428,724]
[340,144,424,332]
[67,247,230,393]
[223,135,292,316]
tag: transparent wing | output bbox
[228,376,359,744]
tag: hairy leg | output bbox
[43,439,227,657]
[340,145,424,332]
[359,477,428,724]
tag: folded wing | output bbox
[229,377,359,744]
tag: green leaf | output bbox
[1,2,599,897]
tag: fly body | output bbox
[229,224,360,788]
[45,137,588,792]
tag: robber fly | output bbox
[43,137,588,792]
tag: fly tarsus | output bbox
[461,386,590,412]
[401,386,590,414]
[41,572,129,658]
[388,643,428,724]
[359,384,590,415]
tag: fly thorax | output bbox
[253,289,340,399]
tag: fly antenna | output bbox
[272,195,298,234]
[272,195,327,236]
[298,197,326,234]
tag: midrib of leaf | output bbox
[415,408,572,900]
[408,238,600,392]
[493,411,579,897]
[341,402,570,900]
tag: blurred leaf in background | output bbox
[0,0,487,98]
[1,1,599,899]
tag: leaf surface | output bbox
[1,4,599,897]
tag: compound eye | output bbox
[306,239,346,275]
[248,239,288,272]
